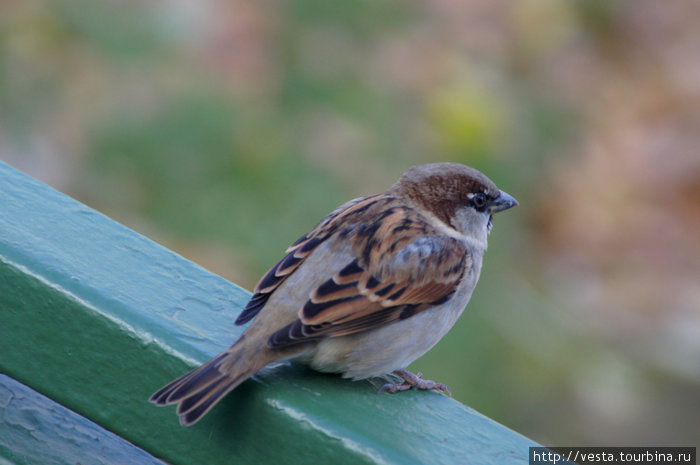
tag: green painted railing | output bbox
[0,161,539,464]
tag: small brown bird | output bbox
[150,162,518,425]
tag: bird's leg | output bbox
[379,369,452,396]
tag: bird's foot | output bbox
[378,369,452,396]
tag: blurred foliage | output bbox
[1,0,698,446]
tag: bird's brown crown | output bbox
[388,163,499,226]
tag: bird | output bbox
[150,162,518,425]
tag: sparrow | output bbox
[150,162,518,425]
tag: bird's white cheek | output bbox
[451,207,490,249]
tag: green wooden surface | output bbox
[0,160,540,464]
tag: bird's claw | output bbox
[377,369,452,396]
[379,382,413,393]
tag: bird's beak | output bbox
[491,190,518,213]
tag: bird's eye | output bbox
[470,192,488,209]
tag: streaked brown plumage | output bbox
[150,162,518,425]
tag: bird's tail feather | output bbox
[150,350,261,426]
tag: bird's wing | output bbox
[235,194,382,325]
[266,212,469,348]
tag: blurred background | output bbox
[1,0,698,446]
